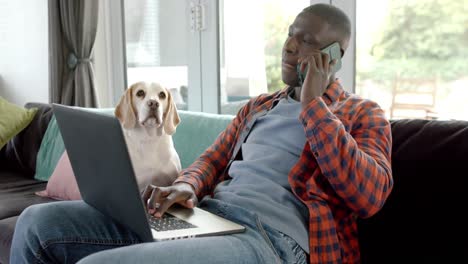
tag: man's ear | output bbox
[115,86,137,129]
[163,89,180,135]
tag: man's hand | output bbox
[299,51,337,108]
[142,182,198,218]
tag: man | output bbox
[11,4,392,264]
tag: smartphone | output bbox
[296,42,342,85]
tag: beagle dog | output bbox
[115,82,182,191]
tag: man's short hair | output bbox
[302,4,351,40]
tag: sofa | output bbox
[1,102,468,263]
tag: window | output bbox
[124,0,190,110]
[105,0,467,118]
[356,0,468,120]
[218,0,309,114]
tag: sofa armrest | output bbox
[3,103,53,177]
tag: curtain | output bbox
[48,0,99,107]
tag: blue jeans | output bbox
[10,198,308,264]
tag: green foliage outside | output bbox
[358,0,468,87]
[262,0,468,94]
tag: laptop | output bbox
[52,103,245,242]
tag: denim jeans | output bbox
[10,198,307,264]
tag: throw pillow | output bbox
[35,150,81,200]
[34,115,66,181]
[0,97,38,149]
[34,107,115,181]
[174,110,234,168]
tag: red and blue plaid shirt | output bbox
[175,80,393,263]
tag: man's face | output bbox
[281,12,345,86]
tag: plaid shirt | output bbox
[175,80,393,263]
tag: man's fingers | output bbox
[329,59,337,72]
[145,183,198,218]
[185,199,195,208]
[147,187,159,212]
[322,53,330,71]
[147,186,168,211]
[141,185,153,202]
[328,59,337,76]
[313,52,323,71]
[187,195,198,208]
[154,192,178,217]
[306,54,320,75]
[179,194,198,209]
[297,59,305,73]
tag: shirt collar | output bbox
[277,79,345,105]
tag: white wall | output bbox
[0,0,49,106]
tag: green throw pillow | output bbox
[0,97,37,149]
[174,111,234,168]
[34,107,115,181]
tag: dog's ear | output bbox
[163,89,180,135]
[115,85,137,129]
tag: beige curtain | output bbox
[49,0,99,107]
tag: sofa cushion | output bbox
[36,151,81,201]
[3,103,53,178]
[174,111,234,168]
[358,119,468,263]
[0,170,53,220]
[34,115,66,181]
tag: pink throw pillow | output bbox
[35,151,82,200]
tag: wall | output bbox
[0,0,49,106]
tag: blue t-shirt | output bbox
[213,95,310,253]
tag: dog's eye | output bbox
[159,92,166,99]
[136,90,145,98]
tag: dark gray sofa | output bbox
[1,103,468,263]
[0,103,55,263]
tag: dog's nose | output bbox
[147,100,159,109]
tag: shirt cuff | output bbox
[299,97,336,159]
[173,177,201,197]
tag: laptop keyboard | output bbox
[148,213,197,232]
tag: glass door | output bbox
[123,0,191,110]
